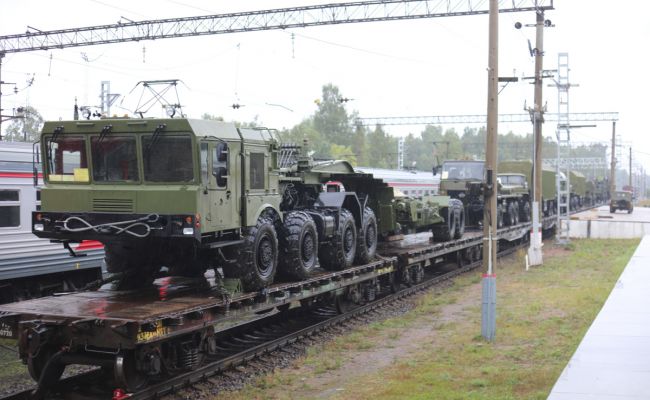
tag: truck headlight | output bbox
[182,227,194,235]
[34,223,44,232]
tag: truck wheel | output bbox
[628,206,633,214]
[453,200,465,239]
[278,211,319,280]
[610,206,616,213]
[238,215,278,291]
[355,207,378,264]
[104,243,156,289]
[497,204,504,228]
[432,205,456,242]
[521,200,531,222]
[320,208,356,271]
[503,203,513,226]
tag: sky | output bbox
[1,0,649,176]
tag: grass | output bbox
[213,238,639,400]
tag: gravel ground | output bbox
[159,292,428,400]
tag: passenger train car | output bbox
[0,141,104,303]
[355,167,440,197]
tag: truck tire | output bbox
[497,204,504,228]
[453,200,465,239]
[278,211,319,280]
[237,215,278,291]
[520,200,531,222]
[610,206,616,213]
[104,242,156,288]
[320,208,356,271]
[432,205,456,242]
[355,207,378,264]
[505,202,518,226]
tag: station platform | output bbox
[567,205,650,239]
[547,235,650,399]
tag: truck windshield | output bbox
[91,136,139,182]
[500,175,525,185]
[45,136,89,183]
[142,134,194,182]
[442,162,484,180]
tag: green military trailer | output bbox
[32,118,463,292]
[610,190,634,214]
[498,160,557,217]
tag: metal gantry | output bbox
[0,0,553,55]
[554,52,571,244]
[355,112,618,126]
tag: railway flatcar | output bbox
[0,141,104,303]
[355,167,440,197]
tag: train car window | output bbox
[91,136,139,182]
[143,135,193,182]
[249,153,265,190]
[45,136,88,183]
[0,189,20,227]
[0,190,19,201]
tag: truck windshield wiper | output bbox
[145,124,166,154]
[96,124,113,148]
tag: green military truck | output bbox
[32,118,463,292]
[610,190,634,214]
[437,160,524,228]
[497,172,531,222]
[569,171,587,210]
[498,160,557,217]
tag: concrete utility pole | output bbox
[528,9,545,266]
[481,0,498,342]
[611,122,616,194]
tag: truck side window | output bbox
[200,143,208,185]
[250,153,265,190]
[212,142,228,188]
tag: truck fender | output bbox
[250,204,282,226]
[315,192,363,228]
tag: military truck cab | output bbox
[32,119,283,288]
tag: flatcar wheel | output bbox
[27,347,65,384]
[335,294,358,314]
[115,353,149,392]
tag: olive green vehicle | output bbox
[32,118,461,292]
[569,171,587,210]
[437,160,525,228]
[610,190,633,214]
[498,160,557,217]
[497,173,531,222]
